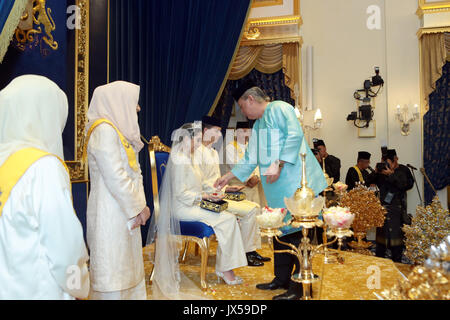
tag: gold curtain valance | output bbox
[420,32,449,113]
[228,43,299,98]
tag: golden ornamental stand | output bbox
[262,217,335,300]
[348,231,374,256]
[260,153,352,300]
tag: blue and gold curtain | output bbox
[0,0,28,63]
[423,61,450,204]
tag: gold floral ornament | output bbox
[403,196,450,265]
[243,27,260,40]
[14,0,58,51]
[379,235,450,300]
[339,184,387,254]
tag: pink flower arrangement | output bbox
[323,206,354,229]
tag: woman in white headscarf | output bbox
[0,75,90,300]
[85,81,149,300]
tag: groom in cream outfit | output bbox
[195,116,270,266]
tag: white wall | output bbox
[249,0,295,19]
[299,0,423,214]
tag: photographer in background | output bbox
[313,139,341,183]
[374,149,413,262]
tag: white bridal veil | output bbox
[146,122,208,300]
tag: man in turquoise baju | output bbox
[215,81,327,300]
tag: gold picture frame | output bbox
[252,0,283,8]
[65,0,89,183]
[417,0,450,16]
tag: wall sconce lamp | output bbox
[295,107,323,130]
[395,104,420,136]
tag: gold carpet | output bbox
[143,240,407,300]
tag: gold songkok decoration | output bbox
[339,184,386,254]
[403,196,450,265]
[380,235,450,300]
[340,184,387,233]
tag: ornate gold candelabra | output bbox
[260,153,352,300]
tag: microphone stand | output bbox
[409,167,423,206]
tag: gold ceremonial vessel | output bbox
[224,191,246,201]
[348,231,373,256]
[200,199,228,213]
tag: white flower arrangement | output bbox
[323,206,354,229]
[333,181,348,193]
[256,206,287,229]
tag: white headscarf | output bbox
[0,75,68,167]
[86,81,144,152]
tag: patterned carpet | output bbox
[143,239,409,300]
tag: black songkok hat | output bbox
[201,116,222,128]
[236,121,251,129]
[232,79,257,102]
[358,151,371,160]
[313,139,325,148]
[386,149,397,161]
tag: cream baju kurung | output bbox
[0,157,90,300]
[171,151,247,273]
[194,144,261,253]
[86,123,147,299]
[224,141,267,208]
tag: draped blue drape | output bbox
[109,0,251,244]
[423,61,450,204]
[212,68,295,129]
[109,0,250,144]
[0,0,15,31]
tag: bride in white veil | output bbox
[146,122,209,300]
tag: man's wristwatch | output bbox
[278,161,285,169]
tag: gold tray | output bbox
[224,191,246,201]
[200,199,228,213]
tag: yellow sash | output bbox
[83,119,138,172]
[353,165,364,183]
[0,148,70,217]
[232,140,244,159]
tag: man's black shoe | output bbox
[246,253,264,266]
[272,291,302,300]
[256,280,288,290]
[249,251,271,262]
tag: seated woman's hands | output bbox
[202,192,225,202]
